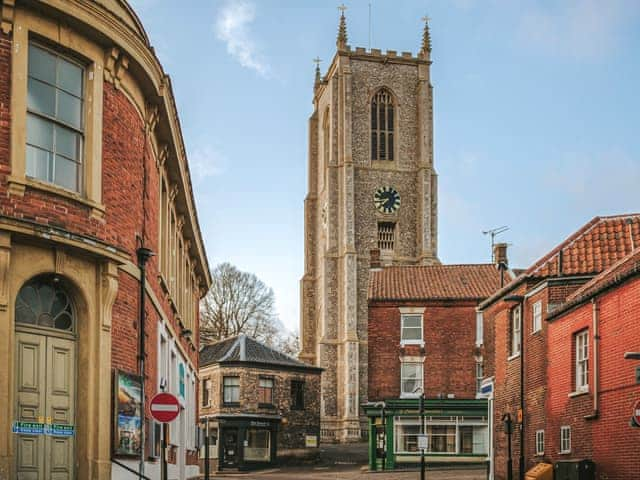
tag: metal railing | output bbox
[111,458,152,480]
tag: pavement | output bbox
[207,443,487,480]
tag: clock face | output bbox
[374,186,401,214]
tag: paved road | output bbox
[211,466,486,479]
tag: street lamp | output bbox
[413,386,426,480]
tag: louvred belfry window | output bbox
[371,89,394,161]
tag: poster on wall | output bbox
[113,370,143,457]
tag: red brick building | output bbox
[478,214,640,480]
[364,260,505,470]
[0,1,211,479]
[544,248,640,479]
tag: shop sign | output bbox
[12,422,75,436]
[417,434,428,451]
[305,435,318,448]
[250,421,270,427]
[113,370,143,457]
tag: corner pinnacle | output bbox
[420,15,432,57]
[337,4,348,50]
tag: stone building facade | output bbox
[0,1,211,479]
[199,335,322,471]
[300,12,439,442]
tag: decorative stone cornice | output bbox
[157,143,169,169]
[100,261,119,331]
[104,46,129,90]
[1,0,15,34]
[145,103,159,134]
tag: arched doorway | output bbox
[14,275,76,479]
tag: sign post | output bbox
[632,399,640,428]
[150,392,180,480]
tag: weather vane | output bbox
[338,4,347,14]
[313,57,322,66]
[421,15,431,23]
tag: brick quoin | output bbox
[368,299,480,401]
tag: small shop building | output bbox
[199,335,322,471]
[366,255,507,471]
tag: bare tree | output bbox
[199,263,281,346]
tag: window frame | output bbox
[475,311,483,346]
[400,362,423,398]
[258,376,274,407]
[377,221,396,252]
[9,13,106,216]
[532,300,542,333]
[222,376,240,405]
[370,88,395,161]
[202,378,211,407]
[535,429,544,456]
[560,426,571,454]
[510,305,522,358]
[400,314,423,345]
[575,330,589,392]
[290,380,305,410]
[475,359,484,395]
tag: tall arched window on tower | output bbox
[371,89,394,161]
[322,108,330,188]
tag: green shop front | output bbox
[363,398,489,471]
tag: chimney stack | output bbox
[370,249,381,270]
[493,243,508,268]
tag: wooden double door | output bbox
[15,331,76,479]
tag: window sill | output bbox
[400,393,422,399]
[223,402,241,408]
[400,341,425,347]
[258,403,275,409]
[8,175,105,219]
[559,450,571,455]
[507,352,521,361]
[568,389,589,398]
[531,329,542,336]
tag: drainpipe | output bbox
[137,247,154,477]
[585,299,600,419]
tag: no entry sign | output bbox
[633,399,640,427]
[150,393,180,423]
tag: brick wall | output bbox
[368,299,480,401]
[548,276,640,479]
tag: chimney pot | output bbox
[494,243,509,268]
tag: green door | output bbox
[15,331,75,479]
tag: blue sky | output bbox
[129,0,640,333]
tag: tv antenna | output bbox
[482,226,509,262]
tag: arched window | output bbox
[371,89,394,161]
[15,277,75,332]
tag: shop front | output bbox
[202,415,280,471]
[363,398,490,471]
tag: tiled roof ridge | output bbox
[548,248,640,319]
[379,263,496,268]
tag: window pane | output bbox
[55,125,80,160]
[27,114,54,150]
[371,101,377,129]
[388,133,394,160]
[259,378,273,388]
[54,155,78,191]
[28,78,56,117]
[57,90,82,128]
[224,377,239,387]
[402,327,422,341]
[380,132,386,160]
[26,145,52,181]
[387,106,394,131]
[58,59,83,96]
[403,316,421,327]
[245,429,270,461]
[28,44,56,84]
[402,379,418,393]
[402,364,419,378]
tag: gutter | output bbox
[584,299,600,420]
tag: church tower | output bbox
[300,11,439,441]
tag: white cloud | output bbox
[215,1,270,77]
[518,0,640,59]
[188,145,227,179]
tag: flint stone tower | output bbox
[300,12,439,442]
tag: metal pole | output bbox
[137,247,154,478]
[381,405,386,470]
[204,418,210,480]
[161,423,168,480]
[420,394,425,480]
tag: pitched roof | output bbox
[480,214,640,309]
[368,264,505,301]
[548,248,640,319]
[199,335,319,370]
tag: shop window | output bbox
[223,376,240,404]
[258,377,274,406]
[394,417,421,453]
[245,429,270,462]
[291,380,305,410]
[427,425,456,453]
